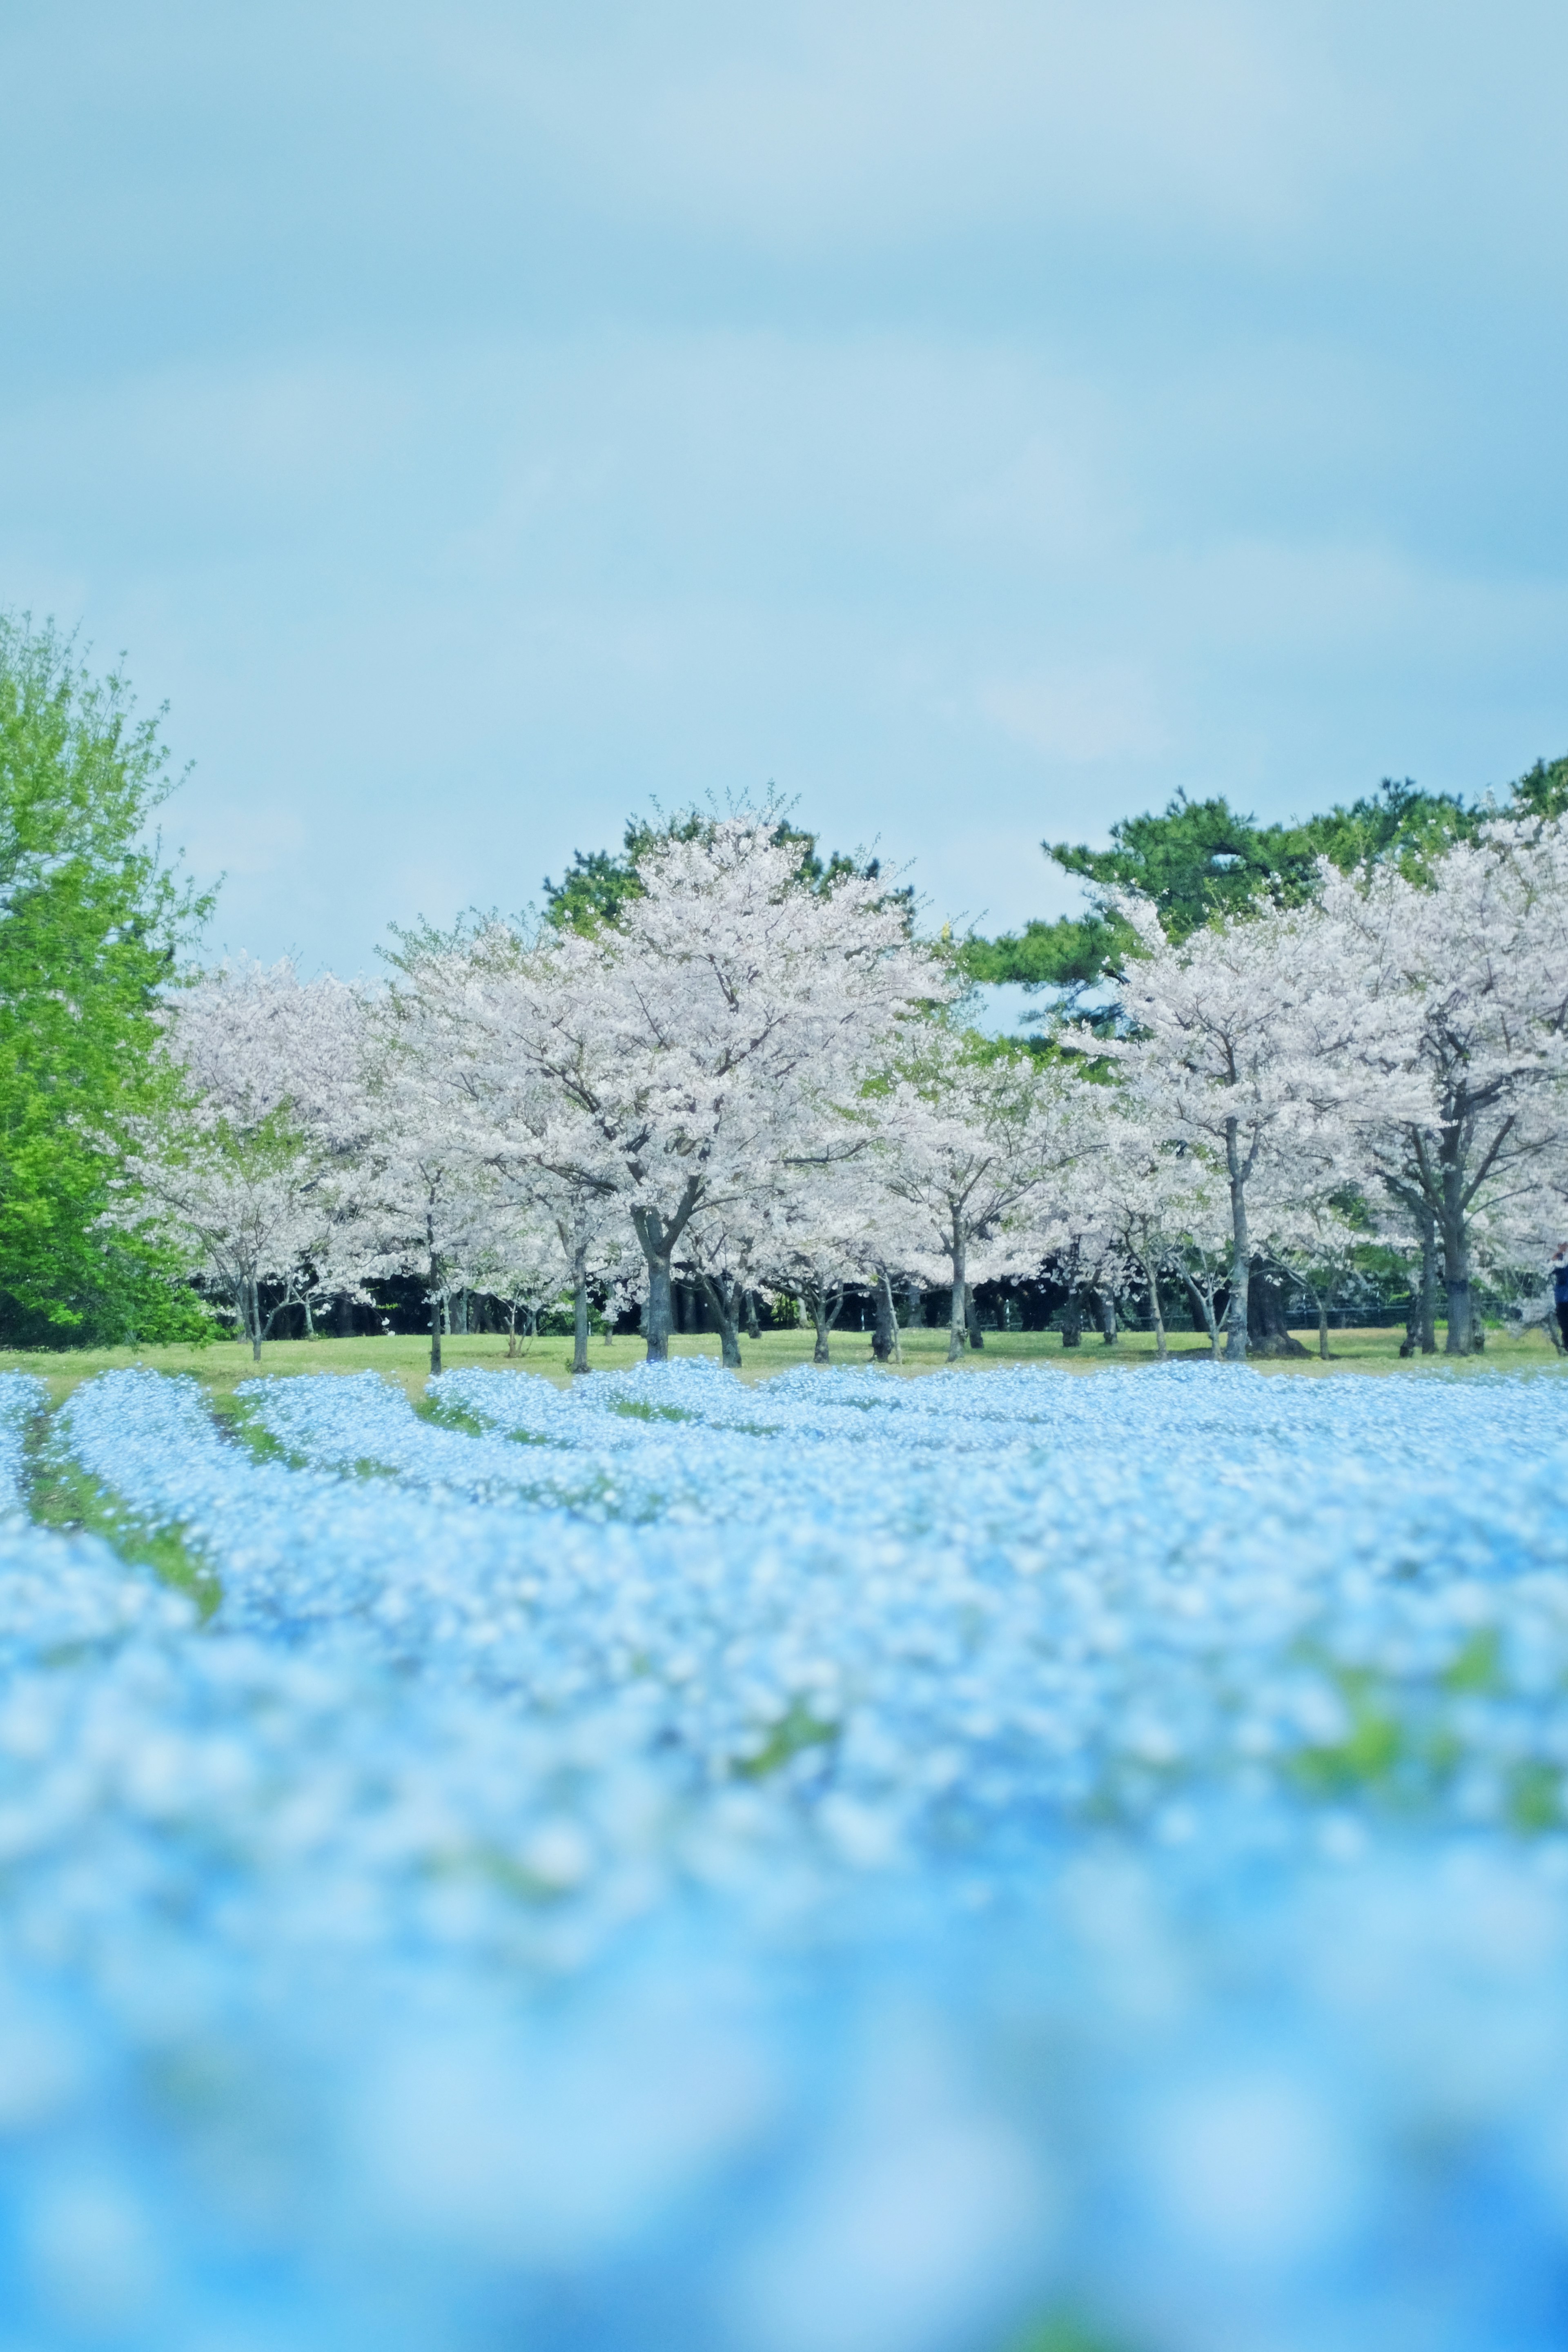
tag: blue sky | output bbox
[3,0,1566,973]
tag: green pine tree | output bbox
[960,767,1548,1000]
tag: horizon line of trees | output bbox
[4,612,1567,1368]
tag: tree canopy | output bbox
[960,771,1536,996]
[0,617,211,1344]
[543,806,908,933]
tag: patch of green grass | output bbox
[1442,1626,1502,1695]
[206,1390,298,1467]
[1285,1646,1568,1835]
[1002,2315,1132,2352]
[413,1393,489,1439]
[1292,1668,1404,1797]
[0,1320,1559,1401]
[24,1412,222,1621]
[1509,1760,1565,1833]
[734,1699,839,1779]
[610,1398,695,1425]
[418,1394,561,1452]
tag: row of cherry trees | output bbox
[127,813,1568,1366]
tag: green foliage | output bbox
[1508,753,1568,820]
[1295,774,1488,879]
[0,616,212,1345]
[958,911,1129,992]
[962,773,1509,1002]
[1050,777,1482,937]
[542,804,909,932]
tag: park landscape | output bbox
[5,616,1568,2352]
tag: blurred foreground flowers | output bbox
[2,1359,1568,2350]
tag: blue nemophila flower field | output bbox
[4,1359,1568,2352]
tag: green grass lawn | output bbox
[2,1317,1561,1404]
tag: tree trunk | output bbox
[632,1202,695,1364]
[1441,1154,1472,1355]
[966,1292,985,1350]
[645,1256,674,1361]
[428,1212,445,1374]
[1060,1292,1082,1348]
[1142,1255,1168,1360]
[1419,1202,1440,1354]
[506,1302,520,1359]
[872,1269,895,1362]
[1225,1114,1250,1361]
[947,1223,967,1363]
[571,1240,590,1375]
[807,1281,843,1365]
[1247,1263,1309,1359]
[303,1291,316,1340]
[1181,1270,1221,1358]
[696,1271,744,1369]
[1317,1300,1330,1360]
[744,1288,761,1340]
[1096,1290,1117,1345]
[873,1267,902,1364]
[904,1282,923,1329]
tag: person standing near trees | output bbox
[1551,1244,1568,1350]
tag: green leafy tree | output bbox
[0,617,212,1345]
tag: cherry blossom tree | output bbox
[353,970,506,1375]
[389,934,658,1375]
[678,1193,781,1369]
[1042,1177,1125,1350]
[876,1032,1096,1362]
[1263,1194,1366,1361]
[1096,1114,1220,1361]
[133,960,367,1359]
[535,1176,635,1374]
[413,821,944,1363]
[472,1227,564,1354]
[1106,893,1411,1361]
[1320,819,1568,1353]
